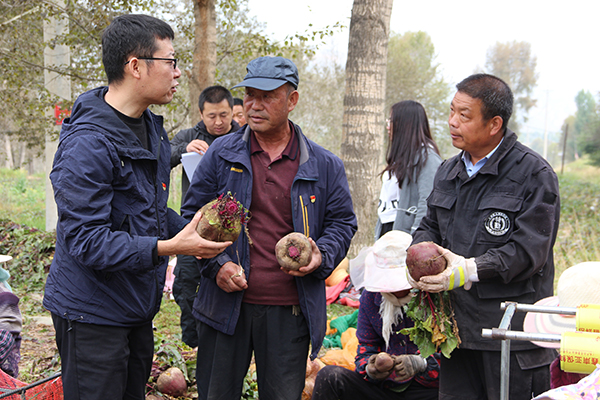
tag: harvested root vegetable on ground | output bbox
[275,232,312,271]
[196,191,249,242]
[406,241,447,281]
[402,242,460,358]
[156,367,187,397]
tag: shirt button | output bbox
[268,166,271,170]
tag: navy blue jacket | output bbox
[44,86,185,326]
[181,124,357,359]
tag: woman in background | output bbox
[375,100,442,239]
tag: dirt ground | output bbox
[18,315,60,384]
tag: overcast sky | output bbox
[247,0,600,142]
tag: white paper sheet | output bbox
[181,152,203,181]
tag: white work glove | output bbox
[416,245,478,292]
[392,354,428,382]
[406,269,419,289]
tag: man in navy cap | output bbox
[181,56,357,399]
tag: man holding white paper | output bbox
[170,85,240,201]
[170,84,240,348]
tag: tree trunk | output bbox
[341,0,394,257]
[4,135,13,169]
[190,0,217,125]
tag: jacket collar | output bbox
[225,121,318,180]
[193,119,241,138]
[61,86,164,160]
[447,129,518,181]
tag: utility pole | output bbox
[43,1,70,231]
[543,89,549,160]
[561,124,568,175]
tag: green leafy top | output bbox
[400,290,460,359]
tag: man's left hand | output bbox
[415,245,478,292]
[283,238,322,277]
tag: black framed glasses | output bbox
[124,57,178,70]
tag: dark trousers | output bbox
[173,254,201,348]
[439,348,552,400]
[196,303,310,400]
[312,365,438,400]
[52,313,154,400]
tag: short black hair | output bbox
[102,14,174,85]
[233,97,243,106]
[456,73,514,131]
[198,85,234,112]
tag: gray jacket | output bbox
[374,147,442,238]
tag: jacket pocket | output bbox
[428,189,456,241]
[476,195,522,244]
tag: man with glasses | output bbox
[44,14,230,400]
[169,85,240,349]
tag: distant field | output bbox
[552,158,600,280]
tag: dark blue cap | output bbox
[232,56,299,91]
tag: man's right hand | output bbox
[157,210,231,258]
[216,261,248,293]
[186,139,209,155]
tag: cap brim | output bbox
[523,296,576,348]
[232,77,287,91]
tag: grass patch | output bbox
[555,157,600,280]
[0,169,46,230]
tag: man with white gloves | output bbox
[411,74,560,400]
[413,244,478,292]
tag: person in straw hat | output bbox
[312,231,439,400]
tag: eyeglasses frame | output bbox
[124,57,178,70]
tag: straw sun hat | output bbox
[523,261,600,348]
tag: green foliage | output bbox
[568,90,600,167]
[483,41,538,132]
[242,369,258,399]
[385,31,453,157]
[401,291,459,358]
[0,169,45,229]
[0,219,55,295]
[153,331,195,382]
[1,0,339,150]
[0,0,163,146]
[554,158,600,280]
[290,60,345,155]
